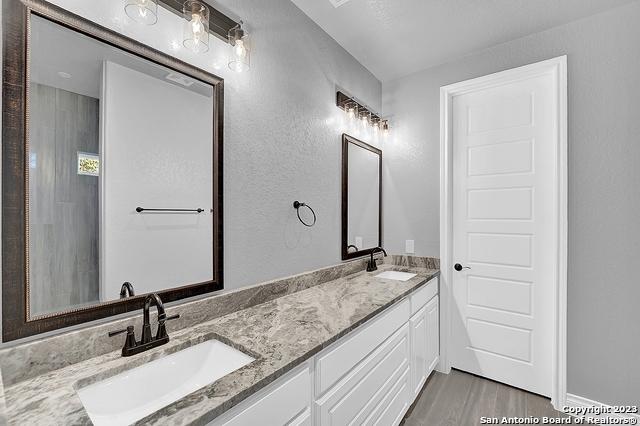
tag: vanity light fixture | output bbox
[124,0,158,25]
[336,90,389,133]
[228,21,251,72]
[183,0,210,53]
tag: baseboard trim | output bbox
[564,393,640,421]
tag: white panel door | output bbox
[451,71,556,396]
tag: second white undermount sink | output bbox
[375,271,417,281]
[77,339,255,426]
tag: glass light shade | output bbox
[382,120,390,135]
[124,0,158,25]
[371,116,381,132]
[359,110,371,127]
[183,1,210,53]
[228,23,251,72]
[344,100,358,121]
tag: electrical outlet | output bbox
[405,240,415,254]
[355,236,363,248]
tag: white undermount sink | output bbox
[77,340,255,426]
[375,271,417,281]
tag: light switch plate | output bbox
[355,236,363,248]
[405,240,415,254]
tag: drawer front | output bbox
[315,324,410,426]
[371,368,411,426]
[209,363,311,426]
[315,298,410,395]
[410,277,438,315]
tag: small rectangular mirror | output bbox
[342,134,382,259]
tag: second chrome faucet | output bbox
[109,293,180,357]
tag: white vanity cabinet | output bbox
[209,277,439,426]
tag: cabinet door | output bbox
[410,306,428,397]
[426,296,440,374]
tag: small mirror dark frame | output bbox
[2,0,224,341]
[341,133,382,260]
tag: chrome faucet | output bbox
[366,247,387,272]
[109,293,180,357]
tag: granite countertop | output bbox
[2,263,439,426]
[0,371,7,426]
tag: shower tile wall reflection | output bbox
[29,83,101,316]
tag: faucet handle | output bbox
[157,312,180,323]
[108,325,133,337]
[109,325,137,355]
[156,314,180,340]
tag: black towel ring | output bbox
[293,201,317,227]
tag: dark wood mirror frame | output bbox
[2,0,224,342]
[341,133,382,260]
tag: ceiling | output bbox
[291,0,637,81]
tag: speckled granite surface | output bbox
[1,263,438,425]
[391,254,440,270]
[0,257,377,386]
[0,373,7,426]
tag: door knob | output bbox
[454,263,471,271]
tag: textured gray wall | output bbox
[382,1,640,405]
[0,0,380,342]
[216,0,381,288]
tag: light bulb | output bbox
[347,107,355,120]
[137,0,148,17]
[192,14,204,37]
[228,22,250,72]
[183,1,209,53]
[234,39,247,59]
[125,0,157,25]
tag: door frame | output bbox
[438,56,568,408]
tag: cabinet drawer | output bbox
[368,366,411,426]
[315,324,410,425]
[315,299,410,395]
[209,363,311,426]
[410,277,438,315]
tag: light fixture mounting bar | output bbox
[336,90,383,123]
[158,0,238,43]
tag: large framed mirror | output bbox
[341,134,382,260]
[2,0,223,341]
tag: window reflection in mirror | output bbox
[342,134,381,259]
[27,15,215,318]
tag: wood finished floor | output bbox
[402,369,575,425]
